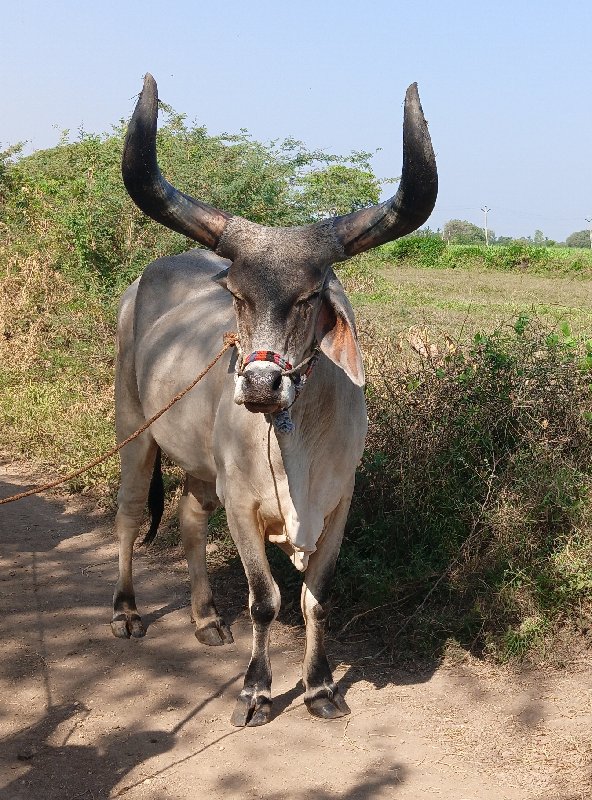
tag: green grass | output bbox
[341,252,592,340]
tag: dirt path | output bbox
[1,465,590,800]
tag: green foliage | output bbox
[338,319,592,661]
[0,109,381,293]
[382,233,446,267]
[0,143,23,206]
[298,163,380,218]
[532,229,556,247]
[377,239,592,276]
[566,230,591,248]
[443,218,489,244]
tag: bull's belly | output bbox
[150,417,218,485]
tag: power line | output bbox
[438,205,585,223]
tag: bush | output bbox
[0,113,381,295]
[376,239,592,275]
[336,317,592,662]
[382,234,446,267]
[487,243,551,270]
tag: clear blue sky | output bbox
[2,0,591,241]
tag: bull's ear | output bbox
[315,270,365,386]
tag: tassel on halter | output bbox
[271,350,319,434]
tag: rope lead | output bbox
[0,333,239,506]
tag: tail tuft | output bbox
[142,448,164,546]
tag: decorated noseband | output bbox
[239,349,318,383]
[242,350,293,372]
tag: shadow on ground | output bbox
[1,472,586,799]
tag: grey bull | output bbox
[112,74,437,726]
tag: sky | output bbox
[1,0,591,242]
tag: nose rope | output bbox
[282,350,319,377]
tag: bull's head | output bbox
[122,74,437,415]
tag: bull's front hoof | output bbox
[195,619,234,647]
[110,613,146,639]
[306,691,350,720]
[230,691,272,727]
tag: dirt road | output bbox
[1,465,590,799]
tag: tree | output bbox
[443,219,491,244]
[297,164,380,219]
[1,109,382,289]
[410,226,441,238]
[566,230,591,248]
[532,229,556,247]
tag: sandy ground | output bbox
[0,464,590,800]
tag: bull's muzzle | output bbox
[234,362,295,413]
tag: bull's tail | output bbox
[143,448,164,546]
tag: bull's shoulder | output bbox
[139,249,231,294]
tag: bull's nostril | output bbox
[241,365,283,399]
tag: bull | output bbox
[111,74,437,726]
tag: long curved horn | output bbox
[330,83,437,258]
[122,74,231,249]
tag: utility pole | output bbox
[586,218,592,249]
[481,206,491,246]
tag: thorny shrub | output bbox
[337,316,592,662]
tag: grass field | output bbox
[351,262,592,337]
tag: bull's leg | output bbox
[179,476,233,647]
[227,509,280,727]
[111,433,158,639]
[301,495,352,719]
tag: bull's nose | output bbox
[235,363,284,413]
[234,362,296,412]
[242,364,282,395]
[242,365,283,394]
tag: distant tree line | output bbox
[438,219,592,248]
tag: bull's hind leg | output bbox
[179,476,233,646]
[301,495,352,719]
[111,433,158,639]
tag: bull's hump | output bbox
[134,249,233,339]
